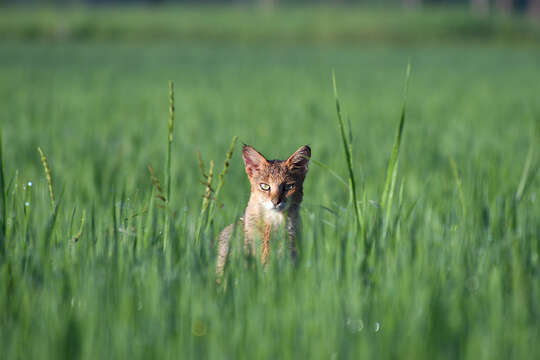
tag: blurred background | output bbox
[1,0,540,15]
[1,1,540,359]
[1,0,539,43]
[0,0,539,207]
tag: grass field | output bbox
[1,6,540,359]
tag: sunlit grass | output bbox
[0,39,539,359]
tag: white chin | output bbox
[265,208,285,225]
[264,202,275,211]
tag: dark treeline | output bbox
[2,0,539,16]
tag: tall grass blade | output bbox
[515,122,539,202]
[332,70,363,236]
[143,188,156,250]
[206,136,238,232]
[381,62,410,209]
[164,80,175,252]
[403,199,418,222]
[196,160,214,245]
[23,178,33,245]
[309,158,348,189]
[166,80,175,202]
[380,62,410,242]
[43,198,61,248]
[378,63,410,241]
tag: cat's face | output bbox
[242,145,310,213]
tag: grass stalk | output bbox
[148,163,166,203]
[196,160,214,245]
[380,62,410,238]
[37,146,55,212]
[197,152,207,178]
[381,62,410,208]
[515,123,538,202]
[72,210,86,242]
[332,70,363,238]
[166,80,175,202]
[164,80,175,252]
[515,146,534,203]
[206,136,238,232]
[143,188,156,251]
[43,199,61,249]
[23,180,33,244]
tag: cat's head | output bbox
[242,144,311,213]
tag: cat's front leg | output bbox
[261,223,272,265]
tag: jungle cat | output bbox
[216,144,311,277]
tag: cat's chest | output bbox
[263,210,286,227]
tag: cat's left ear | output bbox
[286,145,311,176]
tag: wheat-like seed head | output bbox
[37,146,55,211]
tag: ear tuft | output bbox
[242,145,267,178]
[286,145,311,176]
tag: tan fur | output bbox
[216,144,311,278]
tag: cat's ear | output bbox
[242,145,267,178]
[286,145,311,176]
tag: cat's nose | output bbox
[271,198,280,207]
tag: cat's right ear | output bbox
[242,145,267,178]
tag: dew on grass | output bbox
[346,318,364,333]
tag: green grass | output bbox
[1,15,540,359]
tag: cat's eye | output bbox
[259,183,270,191]
[284,183,295,191]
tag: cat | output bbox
[216,144,311,278]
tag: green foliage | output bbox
[1,34,540,359]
